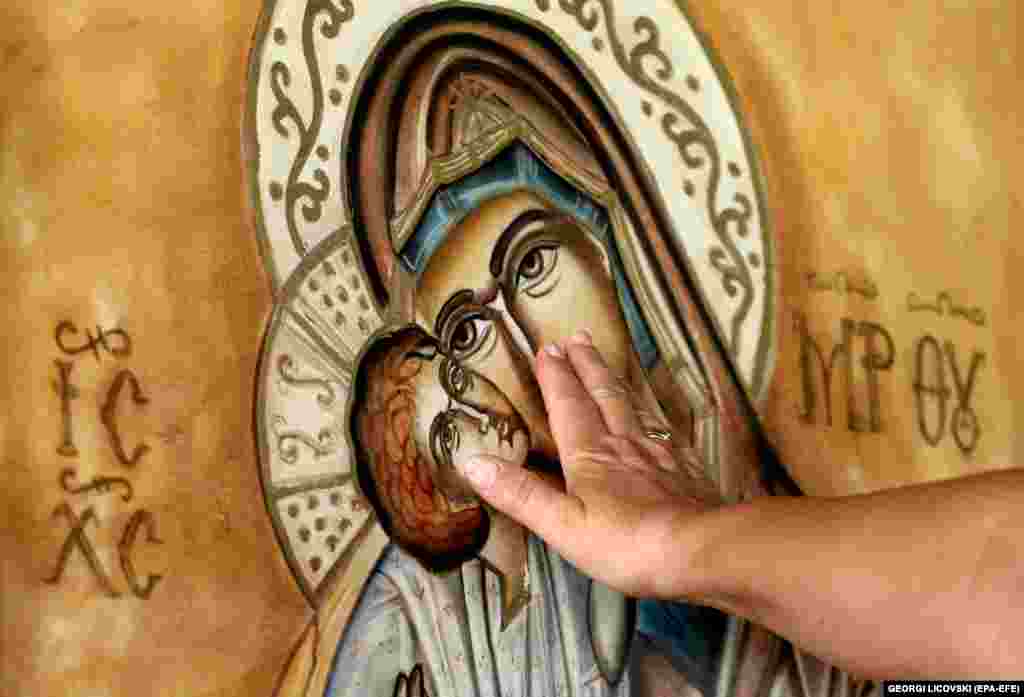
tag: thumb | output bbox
[459,456,585,550]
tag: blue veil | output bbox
[398,142,659,372]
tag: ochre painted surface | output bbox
[678,1,1023,494]
[0,1,1021,695]
[0,2,309,696]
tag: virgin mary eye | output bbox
[440,301,496,361]
[513,244,559,296]
[518,249,546,280]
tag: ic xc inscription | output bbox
[45,321,165,599]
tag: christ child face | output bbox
[409,348,530,512]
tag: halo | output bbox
[245,0,775,399]
[245,6,777,690]
[254,228,398,602]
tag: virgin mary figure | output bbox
[317,15,760,697]
[277,11,870,697]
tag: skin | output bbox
[416,190,671,461]
[410,355,530,511]
[407,350,532,616]
[457,332,1024,679]
[413,189,672,644]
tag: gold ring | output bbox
[645,429,673,443]
[590,385,629,400]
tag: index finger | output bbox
[535,343,609,460]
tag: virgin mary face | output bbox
[415,190,636,459]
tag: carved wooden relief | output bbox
[4,0,1022,695]
[245,2,783,696]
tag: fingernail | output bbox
[571,330,593,346]
[543,343,565,359]
[460,457,499,490]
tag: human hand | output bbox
[456,330,722,600]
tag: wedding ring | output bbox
[589,384,629,400]
[644,429,673,443]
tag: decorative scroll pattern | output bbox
[279,354,337,407]
[250,0,773,604]
[274,415,337,465]
[267,0,354,256]
[535,0,758,359]
[262,316,352,489]
[256,232,384,601]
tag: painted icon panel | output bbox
[244,3,846,697]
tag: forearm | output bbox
[681,468,1024,679]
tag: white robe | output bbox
[324,536,632,697]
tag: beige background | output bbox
[0,1,1020,695]
[689,0,1023,493]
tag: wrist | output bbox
[665,499,760,618]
